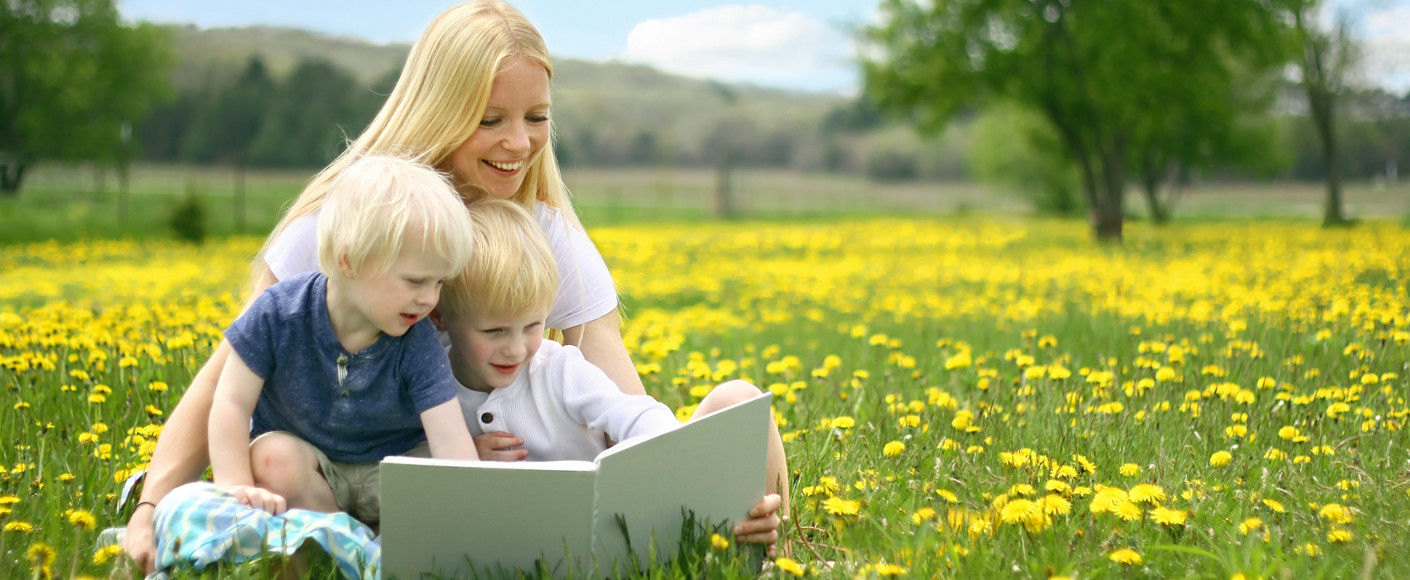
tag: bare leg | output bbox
[248,433,339,513]
[690,380,791,516]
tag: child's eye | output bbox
[479,117,501,127]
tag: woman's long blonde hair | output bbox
[254,0,576,284]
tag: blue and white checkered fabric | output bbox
[153,482,380,579]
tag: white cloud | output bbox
[1361,5,1410,94]
[617,5,856,93]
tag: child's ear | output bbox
[336,252,356,279]
[429,308,446,332]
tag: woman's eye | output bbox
[479,117,501,127]
[529,114,549,123]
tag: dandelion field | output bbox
[1,218,1407,579]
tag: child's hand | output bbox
[226,485,288,515]
[475,431,528,461]
[732,494,783,555]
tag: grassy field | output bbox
[5,163,1408,244]
[0,213,1407,578]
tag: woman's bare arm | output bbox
[559,308,645,396]
[121,269,278,573]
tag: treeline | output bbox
[129,52,1409,192]
[136,57,396,168]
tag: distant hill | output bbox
[163,25,850,168]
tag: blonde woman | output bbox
[122,1,783,572]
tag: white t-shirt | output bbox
[264,202,618,330]
[456,341,680,461]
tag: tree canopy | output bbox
[863,0,1289,240]
[0,0,173,194]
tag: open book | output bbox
[379,393,772,579]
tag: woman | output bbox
[122,1,783,572]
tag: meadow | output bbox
[0,202,1408,577]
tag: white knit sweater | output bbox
[455,341,680,461]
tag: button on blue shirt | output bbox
[224,271,458,463]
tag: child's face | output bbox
[347,244,454,338]
[442,308,548,393]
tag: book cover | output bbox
[379,393,771,578]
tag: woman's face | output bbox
[448,56,551,201]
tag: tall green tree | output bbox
[249,59,366,167]
[1285,0,1358,227]
[863,0,1286,240]
[0,0,172,195]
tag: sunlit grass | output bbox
[1,217,1407,578]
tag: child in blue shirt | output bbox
[208,155,479,526]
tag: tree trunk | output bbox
[1140,156,1169,225]
[0,161,27,196]
[235,160,247,233]
[714,146,734,219]
[1091,134,1127,242]
[1316,102,1346,227]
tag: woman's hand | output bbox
[475,431,528,461]
[732,494,783,555]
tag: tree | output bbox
[0,0,172,195]
[212,57,274,231]
[1285,0,1358,227]
[863,0,1286,240]
[248,59,366,167]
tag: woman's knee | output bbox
[248,434,320,492]
[696,380,764,415]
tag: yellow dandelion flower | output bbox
[1119,463,1140,477]
[1262,499,1285,513]
[1318,503,1353,525]
[912,507,937,525]
[1073,454,1097,475]
[710,533,729,550]
[1042,494,1071,516]
[0,495,19,505]
[999,499,1039,525]
[1108,548,1142,565]
[875,562,907,577]
[1326,528,1353,543]
[1112,500,1143,521]
[93,544,124,565]
[883,441,906,457]
[1239,517,1263,535]
[26,542,56,567]
[935,489,958,503]
[1210,450,1233,467]
[831,416,855,429]
[67,509,96,531]
[775,557,805,576]
[1128,483,1166,505]
[822,497,861,516]
[1149,506,1187,526]
[5,521,34,532]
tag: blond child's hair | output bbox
[439,199,557,319]
[317,155,474,278]
[256,0,578,290]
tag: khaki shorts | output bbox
[251,432,431,525]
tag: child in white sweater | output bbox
[434,199,790,550]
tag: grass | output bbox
[7,162,1408,245]
[1,216,1406,578]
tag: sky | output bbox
[116,0,1409,95]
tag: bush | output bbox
[169,190,206,244]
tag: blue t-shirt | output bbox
[224,271,459,463]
